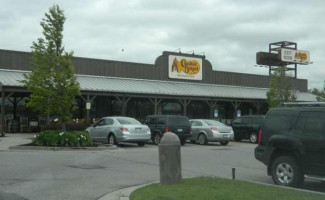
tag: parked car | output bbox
[189,119,234,145]
[85,116,151,146]
[255,105,325,187]
[144,115,191,145]
[231,115,265,143]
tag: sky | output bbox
[0,0,324,90]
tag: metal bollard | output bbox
[158,132,182,185]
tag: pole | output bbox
[1,88,5,137]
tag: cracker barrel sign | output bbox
[168,55,202,80]
[280,48,310,64]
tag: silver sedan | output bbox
[85,117,151,146]
[189,119,234,145]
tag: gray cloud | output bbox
[0,0,324,89]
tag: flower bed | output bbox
[32,130,92,147]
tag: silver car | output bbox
[189,119,234,145]
[85,117,151,146]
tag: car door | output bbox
[294,111,325,176]
[190,120,202,140]
[90,119,106,141]
[146,117,158,134]
[98,118,115,141]
[231,117,243,135]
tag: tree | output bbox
[266,67,296,108]
[309,85,325,102]
[21,5,80,130]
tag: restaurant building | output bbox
[0,49,316,133]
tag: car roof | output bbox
[236,115,265,118]
[146,115,187,118]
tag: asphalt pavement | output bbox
[0,134,324,200]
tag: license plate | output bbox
[223,134,229,138]
[177,129,183,132]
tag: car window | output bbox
[116,117,141,125]
[264,110,294,133]
[145,117,156,125]
[167,116,189,126]
[232,118,242,124]
[204,120,226,127]
[157,118,166,125]
[191,121,202,126]
[242,117,249,124]
[96,119,106,126]
[251,117,264,125]
[295,111,325,137]
[105,118,114,125]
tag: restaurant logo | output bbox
[168,55,202,80]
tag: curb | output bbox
[98,182,157,200]
[98,177,325,200]
[9,144,118,151]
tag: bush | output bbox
[33,130,92,147]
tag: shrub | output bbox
[33,131,92,147]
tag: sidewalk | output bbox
[0,133,34,151]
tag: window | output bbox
[105,118,114,125]
[204,120,225,127]
[158,118,166,125]
[242,118,250,124]
[116,117,141,125]
[264,110,294,133]
[251,117,264,125]
[191,121,202,126]
[96,119,106,126]
[145,117,156,125]
[232,118,242,124]
[167,116,189,126]
[295,112,325,137]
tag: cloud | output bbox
[0,0,324,89]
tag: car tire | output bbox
[249,132,258,143]
[153,133,161,145]
[198,134,207,145]
[220,141,229,145]
[108,134,117,145]
[137,142,146,147]
[271,156,304,187]
[180,139,186,146]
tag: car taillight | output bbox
[120,127,128,131]
[165,127,169,133]
[258,129,262,144]
[210,126,218,130]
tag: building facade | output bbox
[0,49,315,133]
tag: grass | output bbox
[130,177,324,200]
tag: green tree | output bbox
[309,85,325,102]
[21,5,80,130]
[266,67,296,108]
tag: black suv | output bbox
[144,115,191,145]
[255,106,325,187]
[231,115,265,143]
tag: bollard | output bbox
[232,168,236,180]
[158,132,182,185]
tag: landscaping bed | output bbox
[130,177,324,200]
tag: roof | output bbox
[0,69,317,101]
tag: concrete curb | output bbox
[9,144,118,151]
[98,182,158,200]
[99,178,325,200]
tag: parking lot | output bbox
[0,138,324,200]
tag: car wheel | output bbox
[271,156,304,187]
[220,141,229,145]
[153,133,161,145]
[198,134,207,145]
[180,139,186,146]
[108,134,117,145]
[249,132,258,143]
[137,142,145,147]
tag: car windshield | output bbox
[116,117,142,125]
[204,120,226,127]
[167,116,189,126]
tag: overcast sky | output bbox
[1,0,324,89]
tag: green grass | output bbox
[130,177,324,200]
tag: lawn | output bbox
[130,177,324,200]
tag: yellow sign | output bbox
[168,55,202,80]
[171,58,201,75]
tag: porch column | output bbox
[231,101,242,118]
[205,100,218,119]
[116,96,131,116]
[80,95,97,124]
[149,98,162,115]
[254,102,263,114]
[179,99,191,116]
[1,88,5,137]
